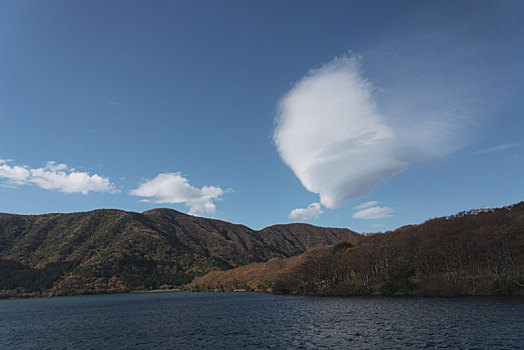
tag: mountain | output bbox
[0,208,357,297]
[189,202,524,297]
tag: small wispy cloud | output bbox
[354,201,380,210]
[288,202,324,220]
[473,143,518,155]
[130,172,228,214]
[0,159,117,194]
[352,205,394,219]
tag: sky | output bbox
[1,0,523,232]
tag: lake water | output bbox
[0,292,522,349]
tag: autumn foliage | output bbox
[189,203,524,296]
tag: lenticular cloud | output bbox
[273,56,408,209]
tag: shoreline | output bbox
[130,288,182,293]
[2,288,523,300]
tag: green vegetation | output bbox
[121,272,192,290]
[0,208,354,297]
[332,241,353,253]
[0,259,78,293]
[379,265,416,296]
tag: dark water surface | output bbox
[0,292,522,349]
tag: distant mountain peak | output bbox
[142,208,187,216]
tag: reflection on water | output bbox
[1,292,523,349]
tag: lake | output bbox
[1,292,522,349]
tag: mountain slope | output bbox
[189,202,524,297]
[0,208,357,297]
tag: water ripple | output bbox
[0,292,523,349]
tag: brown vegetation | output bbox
[189,203,524,297]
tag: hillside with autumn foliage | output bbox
[189,203,524,296]
[0,208,356,298]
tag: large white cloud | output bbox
[274,56,406,208]
[274,56,463,209]
[130,172,226,214]
[288,202,324,220]
[0,160,116,194]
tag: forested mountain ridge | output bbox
[0,208,356,297]
[190,202,524,297]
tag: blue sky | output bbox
[1,0,523,232]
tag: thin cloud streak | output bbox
[354,201,380,210]
[352,206,394,219]
[473,143,518,155]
